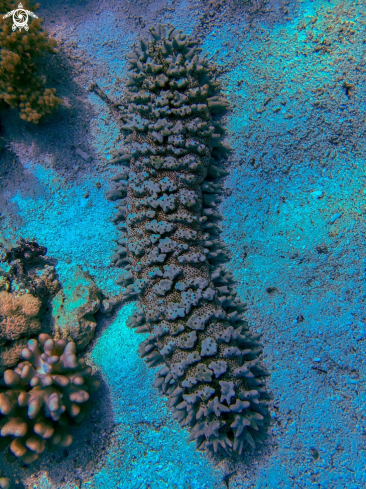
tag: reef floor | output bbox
[0,0,365,488]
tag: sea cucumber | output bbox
[100,23,270,459]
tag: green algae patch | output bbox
[52,266,101,351]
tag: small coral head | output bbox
[0,334,99,464]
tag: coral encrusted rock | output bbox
[52,266,101,351]
[0,291,42,373]
[0,239,60,374]
[0,333,99,464]
[0,0,62,123]
[104,23,270,460]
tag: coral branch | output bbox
[88,82,125,128]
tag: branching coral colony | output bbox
[0,0,62,123]
[0,239,99,465]
[92,24,271,460]
[0,333,99,464]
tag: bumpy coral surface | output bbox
[0,238,60,298]
[0,239,60,374]
[0,333,99,465]
[108,24,270,459]
[0,291,41,372]
[52,266,101,351]
[0,0,62,123]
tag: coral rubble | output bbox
[0,333,99,464]
[0,0,62,123]
[0,238,60,374]
[105,24,270,460]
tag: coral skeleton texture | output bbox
[107,24,270,459]
[0,291,41,370]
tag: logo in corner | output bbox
[3,3,38,31]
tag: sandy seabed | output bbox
[0,0,365,488]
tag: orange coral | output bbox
[0,238,61,374]
[0,0,62,123]
[0,291,41,341]
[0,338,27,371]
[0,291,42,373]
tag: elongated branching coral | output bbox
[0,333,99,464]
[94,23,271,460]
[0,0,62,123]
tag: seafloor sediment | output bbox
[0,0,365,488]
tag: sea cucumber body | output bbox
[110,24,269,458]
